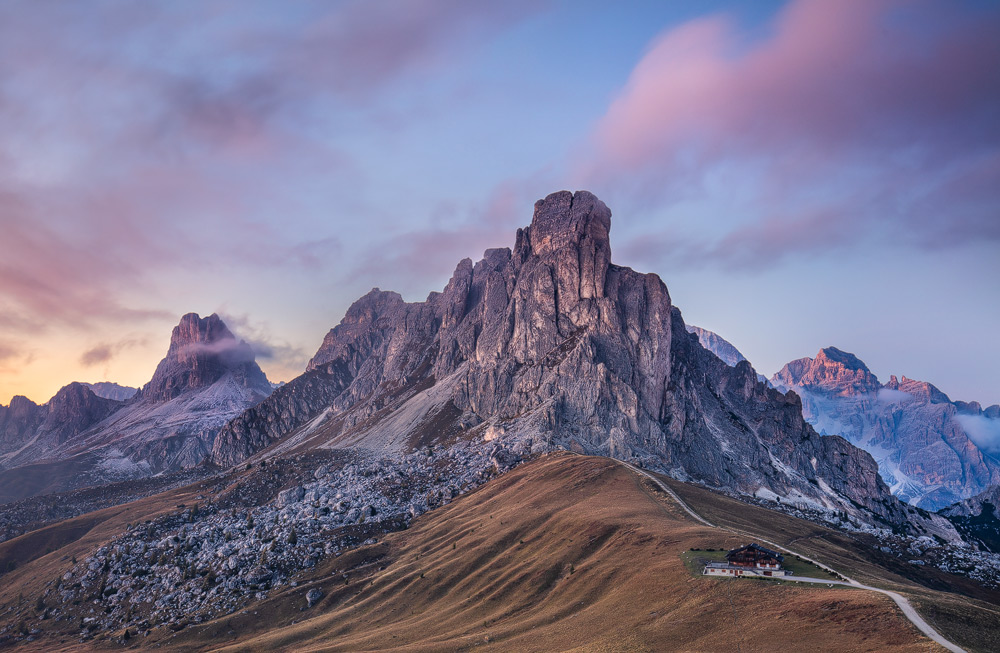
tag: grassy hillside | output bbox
[3,453,995,651]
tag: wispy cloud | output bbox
[0,0,541,336]
[78,337,149,368]
[216,312,310,379]
[348,180,535,294]
[583,0,1000,269]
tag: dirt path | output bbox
[620,461,968,653]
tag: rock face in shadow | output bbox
[0,396,46,456]
[36,383,122,446]
[941,485,1000,553]
[773,348,1000,510]
[213,190,911,525]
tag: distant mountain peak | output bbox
[138,313,270,402]
[816,347,870,373]
[686,325,748,367]
[885,375,951,404]
[772,348,1000,509]
[38,382,121,445]
[82,382,138,402]
[772,347,879,396]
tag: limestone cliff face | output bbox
[773,350,1000,510]
[213,191,906,524]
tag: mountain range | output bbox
[686,328,1000,511]
[0,313,272,501]
[772,348,1000,510]
[0,190,997,650]
[0,192,968,531]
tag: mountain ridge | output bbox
[772,347,1000,509]
[0,313,273,502]
[212,190,924,530]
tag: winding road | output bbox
[620,461,968,653]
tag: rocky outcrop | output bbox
[0,396,45,456]
[941,485,1000,553]
[214,190,911,527]
[773,349,1000,510]
[943,485,1000,521]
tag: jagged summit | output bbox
[213,190,919,528]
[525,190,611,253]
[138,313,269,402]
[772,347,880,396]
[36,382,121,446]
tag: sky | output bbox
[1,0,998,407]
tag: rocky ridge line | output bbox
[213,190,930,530]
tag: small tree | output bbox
[288,528,298,546]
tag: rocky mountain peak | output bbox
[37,382,121,445]
[83,382,138,402]
[772,347,880,396]
[169,312,244,359]
[214,189,909,527]
[3,395,40,417]
[138,313,270,402]
[525,190,611,256]
[0,395,45,455]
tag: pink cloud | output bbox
[584,0,1000,266]
[0,1,544,338]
